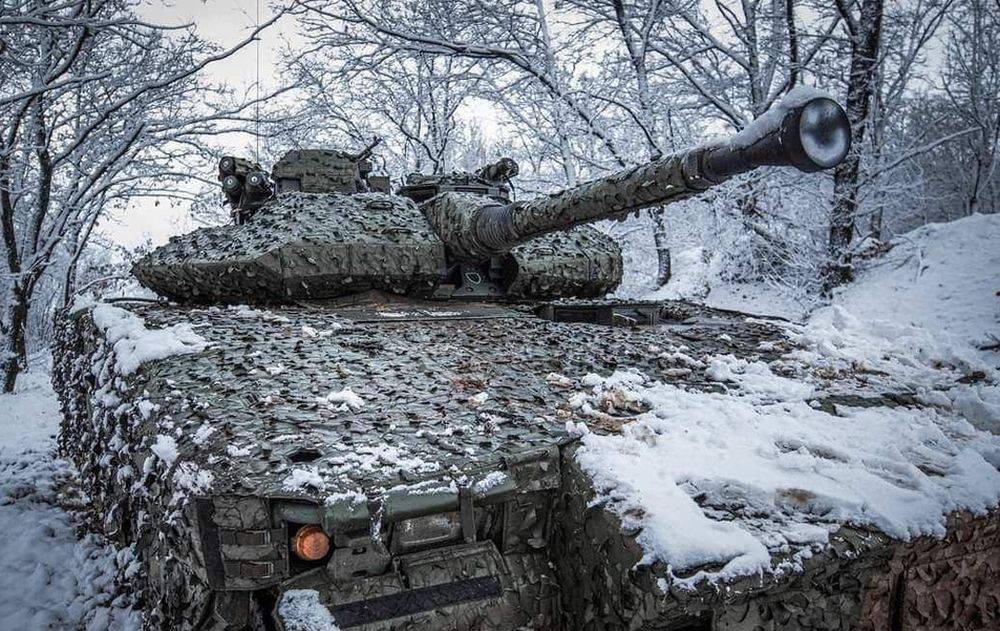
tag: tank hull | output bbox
[53,299,998,630]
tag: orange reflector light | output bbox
[291,525,330,561]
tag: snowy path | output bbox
[0,370,138,629]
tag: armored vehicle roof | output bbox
[55,295,1000,629]
[60,297,944,530]
[74,300,791,500]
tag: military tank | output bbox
[50,95,998,630]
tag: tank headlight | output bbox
[392,512,462,554]
[291,524,331,561]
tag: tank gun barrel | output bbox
[426,96,850,261]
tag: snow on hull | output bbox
[89,303,208,376]
[53,303,222,628]
[574,370,999,588]
[575,214,1000,589]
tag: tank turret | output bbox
[133,95,850,304]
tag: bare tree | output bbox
[278,0,990,301]
[0,0,285,391]
[941,0,1000,215]
[564,0,679,283]
[288,4,487,176]
[827,0,884,289]
[293,0,708,280]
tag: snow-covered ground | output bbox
[834,213,999,359]
[584,212,1000,587]
[0,213,995,624]
[642,246,816,320]
[0,367,139,629]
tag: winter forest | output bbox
[1,0,997,392]
[0,0,1000,629]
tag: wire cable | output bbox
[255,0,261,162]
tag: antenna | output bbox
[254,0,261,162]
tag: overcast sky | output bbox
[139,0,283,86]
[105,1,505,250]
[103,1,288,249]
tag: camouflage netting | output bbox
[56,301,786,505]
[134,190,624,304]
[53,304,217,628]
[52,299,998,630]
[272,149,365,194]
[858,510,999,629]
[553,444,896,630]
[133,192,446,304]
[555,447,999,630]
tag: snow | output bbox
[661,213,1000,325]
[227,444,253,457]
[574,371,1000,587]
[317,387,365,411]
[325,490,367,506]
[0,213,993,620]
[644,247,712,302]
[192,423,215,445]
[0,368,60,457]
[473,470,510,494]
[150,434,178,465]
[644,246,809,319]
[833,213,999,359]
[277,589,340,631]
[0,368,139,629]
[728,85,832,149]
[468,391,489,407]
[546,372,573,387]
[91,303,208,376]
[171,463,214,505]
[705,355,815,402]
[578,213,1000,588]
[283,466,327,492]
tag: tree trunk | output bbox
[785,0,799,89]
[2,287,29,393]
[967,155,984,215]
[650,209,671,286]
[827,0,884,293]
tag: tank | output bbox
[52,96,996,631]
[131,97,849,305]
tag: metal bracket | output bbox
[459,487,476,543]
